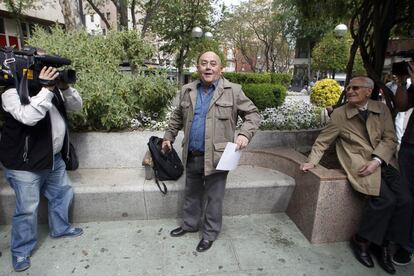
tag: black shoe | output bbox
[196,239,213,252]
[350,236,374,268]
[170,227,197,237]
[392,248,412,266]
[373,244,396,274]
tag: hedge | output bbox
[191,72,292,88]
[241,83,286,110]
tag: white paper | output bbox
[216,142,241,171]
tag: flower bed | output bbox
[130,95,327,131]
[259,97,326,130]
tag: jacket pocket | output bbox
[213,142,228,168]
[215,100,233,120]
[180,101,191,125]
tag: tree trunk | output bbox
[119,0,129,30]
[307,40,312,81]
[140,0,162,38]
[78,0,85,26]
[131,0,137,30]
[59,0,83,31]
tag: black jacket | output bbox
[0,87,70,170]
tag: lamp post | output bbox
[191,27,214,40]
[331,23,348,79]
[334,23,348,38]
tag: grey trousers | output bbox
[181,155,228,241]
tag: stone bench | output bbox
[0,130,364,244]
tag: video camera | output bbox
[391,50,414,76]
[0,46,76,88]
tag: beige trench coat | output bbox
[164,77,261,176]
[308,99,398,196]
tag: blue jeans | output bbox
[4,154,74,257]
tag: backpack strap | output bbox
[155,178,168,195]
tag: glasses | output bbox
[346,85,371,91]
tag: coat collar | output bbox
[186,77,230,110]
[345,99,382,119]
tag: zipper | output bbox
[23,135,29,163]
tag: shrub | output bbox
[223,72,271,84]
[191,72,291,89]
[242,83,286,110]
[269,72,292,87]
[27,26,176,131]
[310,78,342,107]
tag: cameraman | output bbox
[0,62,83,272]
[392,61,414,266]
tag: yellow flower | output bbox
[310,79,341,107]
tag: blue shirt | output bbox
[188,80,218,152]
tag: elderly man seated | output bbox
[300,76,412,275]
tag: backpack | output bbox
[147,136,184,194]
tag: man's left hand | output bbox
[358,160,380,177]
[235,135,248,150]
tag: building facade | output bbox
[0,1,64,49]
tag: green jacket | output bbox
[307,99,398,196]
[164,77,261,175]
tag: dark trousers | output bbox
[358,164,412,246]
[181,155,228,241]
[399,142,414,251]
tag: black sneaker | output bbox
[392,248,412,266]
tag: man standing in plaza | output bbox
[386,74,411,144]
[162,51,261,252]
[0,62,83,272]
[392,62,414,266]
[300,76,412,274]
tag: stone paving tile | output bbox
[0,214,413,276]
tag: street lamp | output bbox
[331,24,348,80]
[191,27,213,40]
[334,23,348,38]
[204,32,213,40]
[191,27,203,38]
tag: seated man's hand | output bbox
[161,140,172,154]
[358,160,380,177]
[300,162,315,172]
[235,135,248,150]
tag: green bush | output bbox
[27,26,176,131]
[310,79,342,107]
[191,72,291,88]
[269,72,292,87]
[223,72,271,84]
[242,83,286,110]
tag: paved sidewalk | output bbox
[0,214,413,275]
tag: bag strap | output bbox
[155,178,168,195]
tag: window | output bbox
[90,14,94,23]
[29,23,35,36]
[21,22,28,38]
[106,12,111,20]
[0,18,5,34]
[102,28,107,35]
